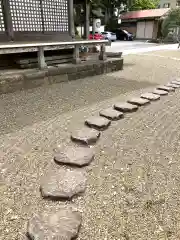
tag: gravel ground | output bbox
[0,76,153,136]
[111,50,180,85]
[1,50,180,240]
[142,49,180,58]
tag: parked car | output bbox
[115,29,134,41]
[101,31,117,41]
[88,31,104,40]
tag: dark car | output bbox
[115,29,133,41]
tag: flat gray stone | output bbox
[99,108,124,120]
[152,89,168,96]
[157,85,175,92]
[173,78,180,82]
[54,146,94,167]
[40,168,87,200]
[71,127,100,145]
[114,102,138,112]
[141,93,160,101]
[27,207,82,240]
[166,83,180,88]
[127,97,150,106]
[85,116,111,130]
[171,80,180,85]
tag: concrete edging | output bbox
[0,58,124,94]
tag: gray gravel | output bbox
[0,74,154,136]
[1,50,180,240]
[77,90,180,240]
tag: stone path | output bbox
[1,50,180,239]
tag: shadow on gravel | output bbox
[0,75,156,135]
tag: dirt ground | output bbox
[1,50,180,240]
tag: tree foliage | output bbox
[130,0,159,10]
[74,0,127,30]
[90,0,126,9]
[161,8,180,39]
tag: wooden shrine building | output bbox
[0,0,108,70]
[0,0,74,42]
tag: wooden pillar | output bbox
[1,0,14,41]
[84,0,90,39]
[99,44,107,61]
[72,45,81,64]
[38,47,47,69]
[68,0,75,39]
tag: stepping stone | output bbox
[171,80,180,85]
[152,89,168,96]
[85,116,111,130]
[40,168,87,200]
[166,83,180,89]
[174,78,180,82]
[141,93,160,101]
[157,85,175,92]
[99,108,124,120]
[27,207,82,240]
[71,127,100,145]
[127,97,150,106]
[54,146,94,167]
[114,102,138,112]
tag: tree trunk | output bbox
[84,0,90,39]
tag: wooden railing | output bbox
[0,40,109,69]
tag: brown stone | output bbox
[127,97,150,106]
[40,168,87,200]
[114,102,138,112]
[152,89,168,96]
[27,206,82,240]
[157,85,175,92]
[85,116,111,130]
[54,146,94,167]
[99,108,124,120]
[166,83,180,88]
[141,93,160,101]
[71,127,100,145]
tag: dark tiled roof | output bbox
[120,8,170,20]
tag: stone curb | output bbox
[0,58,124,94]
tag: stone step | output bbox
[71,127,100,145]
[85,116,111,131]
[114,102,139,113]
[99,108,124,120]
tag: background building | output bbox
[158,0,180,8]
[120,8,169,39]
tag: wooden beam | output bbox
[1,0,14,41]
[68,0,75,39]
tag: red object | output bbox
[120,8,170,20]
[88,33,104,40]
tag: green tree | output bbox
[130,0,159,10]
[161,8,180,40]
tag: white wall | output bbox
[159,0,177,8]
[76,25,105,37]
